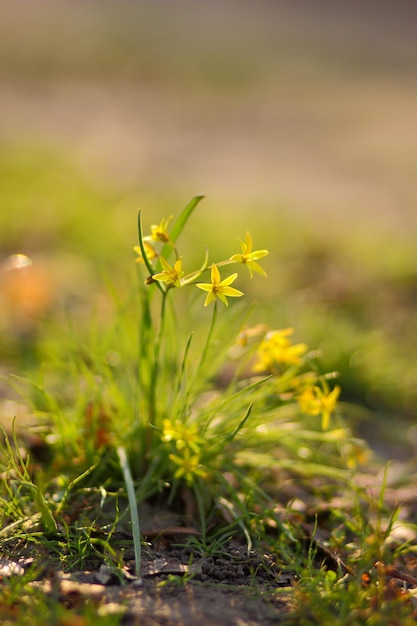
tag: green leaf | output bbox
[226,403,253,443]
[33,485,58,535]
[161,195,204,259]
[137,210,165,294]
[117,446,142,583]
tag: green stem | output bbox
[194,484,207,542]
[195,301,217,381]
[148,290,168,427]
[137,210,165,294]
[117,446,142,583]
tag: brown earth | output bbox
[27,546,293,626]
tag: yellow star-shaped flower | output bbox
[315,385,341,430]
[297,384,341,430]
[252,328,307,373]
[229,231,269,278]
[152,257,184,287]
[162,418,204,453]
[196,263,244,307]
[169,449,206,484]
[145,215,173,243]
[133,242,158,264]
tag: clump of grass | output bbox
[1,197,350,541]
[2,197,416,624]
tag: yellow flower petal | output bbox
[230,232,269,278]
[153,257,184,287]
[196,264,244,306]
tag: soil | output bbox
[5,541,294,626]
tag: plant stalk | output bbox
[117,446,142,583]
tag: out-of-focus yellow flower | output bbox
[196,263,244,307]
[133,242,158,264]
[230,231,269,278]
[316,385,341,430]
[153,257,184,287]
[346,443,370,469]
[252,328,307,373]
[237,323,268,346]
[169,449,206,484]
[297,384,341,430]
[146,215,173,243]
[297,385,321,416]
[162,418,204,453]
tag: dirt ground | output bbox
[28,545,293,626]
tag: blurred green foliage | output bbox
[1,1,417,456]
[1,147,417,452]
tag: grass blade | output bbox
[117,446,142,583]
[169,195,205,244]
[137,210,165,294]
[226,402,253,443]
[161,195,205,259]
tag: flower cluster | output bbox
[246,325,341,429]
[134,215,268,307]
[133,204,342,504]
[161,418,207,484]
[252,328,308,374]
[133,210,269,485]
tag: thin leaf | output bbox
[160,195,205,262]
[175,332,194,398]
[137,210,165,294]
[56,463,99,514]
[275,459,351,481]
[117,446,142,583]
[33,485,58,535]
[218,375,273,411]
[378,462,390,512]
[165,195,205,248]
[182,247,210,285]
[226,403,253,443]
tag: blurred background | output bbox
[1,0,417,457]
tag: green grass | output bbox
[2,145,417,429]
[1,149,417,624]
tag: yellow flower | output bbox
[152,257,184,287]
[229,231,269,278]
[297,385,321,416]
[133,242,158,264]
[252,328,307,373]
[169,449,206,484]
[196,263,244,307]
[237,323,268,347]
[146,215,173,243]
[297,384,341,430]
[316,385,341,430]
[162,418,204,453]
